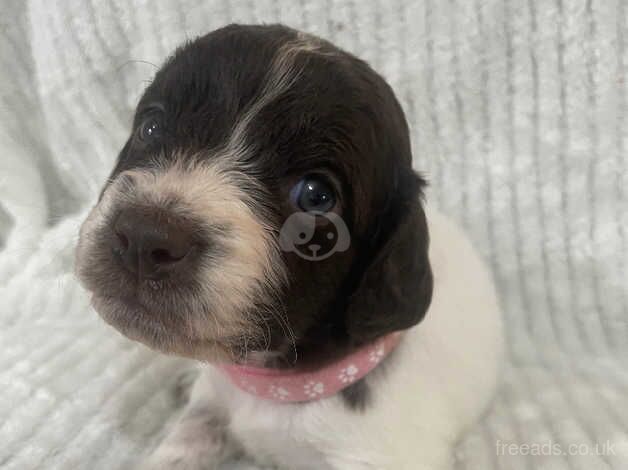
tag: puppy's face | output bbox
[76,25,433,366]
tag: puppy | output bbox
[76,24,503,470]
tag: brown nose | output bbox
[112,209,194,280]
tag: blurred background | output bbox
[0,0,626,468]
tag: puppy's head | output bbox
[76,25,432,366]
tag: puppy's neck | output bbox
[216,331,403,403]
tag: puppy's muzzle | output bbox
[112,207,197,281]
[76,161,285,361]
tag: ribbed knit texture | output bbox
[1,0,626,468]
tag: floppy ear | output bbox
[345,169,433,344]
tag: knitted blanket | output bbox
[1,1,627,468]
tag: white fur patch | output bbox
[226,33,332,159]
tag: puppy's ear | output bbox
[345,169,432,344]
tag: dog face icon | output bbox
[279,211,350,261]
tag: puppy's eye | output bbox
[290,175,336,213]
[138,116,163,142]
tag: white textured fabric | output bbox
[1,0,627,468]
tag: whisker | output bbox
[115,59,159,73]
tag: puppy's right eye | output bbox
[138,115,163,142]
[139,118,161,142]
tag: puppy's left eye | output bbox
[290,175,336,212]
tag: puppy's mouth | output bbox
[92,293,171,343]
[90,292,232,361]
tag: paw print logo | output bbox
[304,381,325,398]
[279,211,351,261]
[368,345,385,364]
[269,385,290,400]
[338,364,359,383]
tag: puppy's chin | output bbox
[91,294,233,362]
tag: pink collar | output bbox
[216,332,403,403]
